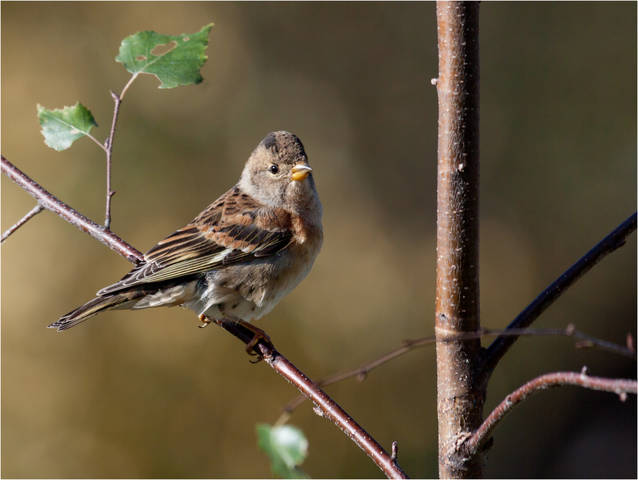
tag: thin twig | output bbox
[481,212,637,385]
[280,324,635,417]
[102,73,139,229]
[1,154,143,263]
[212,318,409,479]
[391,441,399,462]
[103,91,121,229]
[1,203,44,242]
[462,371,638,456]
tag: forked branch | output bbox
[1,155,143,263]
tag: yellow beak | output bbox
[291,164,312,182]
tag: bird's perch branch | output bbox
[262,348,407,478]
[480,212,637,385]
[1,155,144,263]
[462,371,638,456]
[434,2,483,477]
[209,318,408,479]
[2,153,408,479]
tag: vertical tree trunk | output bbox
[434,2,484,478]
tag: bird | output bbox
[49,131,323,346]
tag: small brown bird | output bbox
[49,131,323,335]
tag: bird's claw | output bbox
[241,324,273,363]
[198,313,212,328]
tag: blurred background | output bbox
[2,2,636,478]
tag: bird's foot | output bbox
[198,313,215,328]
[237,320,273,363]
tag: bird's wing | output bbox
[97,186,293,295]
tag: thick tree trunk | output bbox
[434,2,485,478]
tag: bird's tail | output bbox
[49,291,141,331]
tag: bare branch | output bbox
[212,318,409,479]
[462,371,638,456]
[280,324,635,417]
[1,154,143,264]
[2,203,44,242]
[481,212,637,384]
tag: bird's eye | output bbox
[268,164,279,174]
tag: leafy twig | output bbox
[1,154,143,263]
[279,324,635,418]
[481,212,637,385]
[462,370,638,456]
[1,203,44,242]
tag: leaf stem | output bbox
[119,72,139,100]
[85,132,108,153]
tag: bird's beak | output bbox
[291,163,312,182]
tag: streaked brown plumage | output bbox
[49,131,322,331]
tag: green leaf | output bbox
[257,423,310,479]
[37,102,97,151]
[116,23,214,89]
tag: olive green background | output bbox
[2,2,636,478]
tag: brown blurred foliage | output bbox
[2,2,636,478]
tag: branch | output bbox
[1,154,143,263]
[462,371,638,456]
[434,2,483,477]
[1,203,44,242]
[481,212,637,384]
[210,318,409,479]
[280,324,635,417]
[103,91,120,229]
[102,73,138,230]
